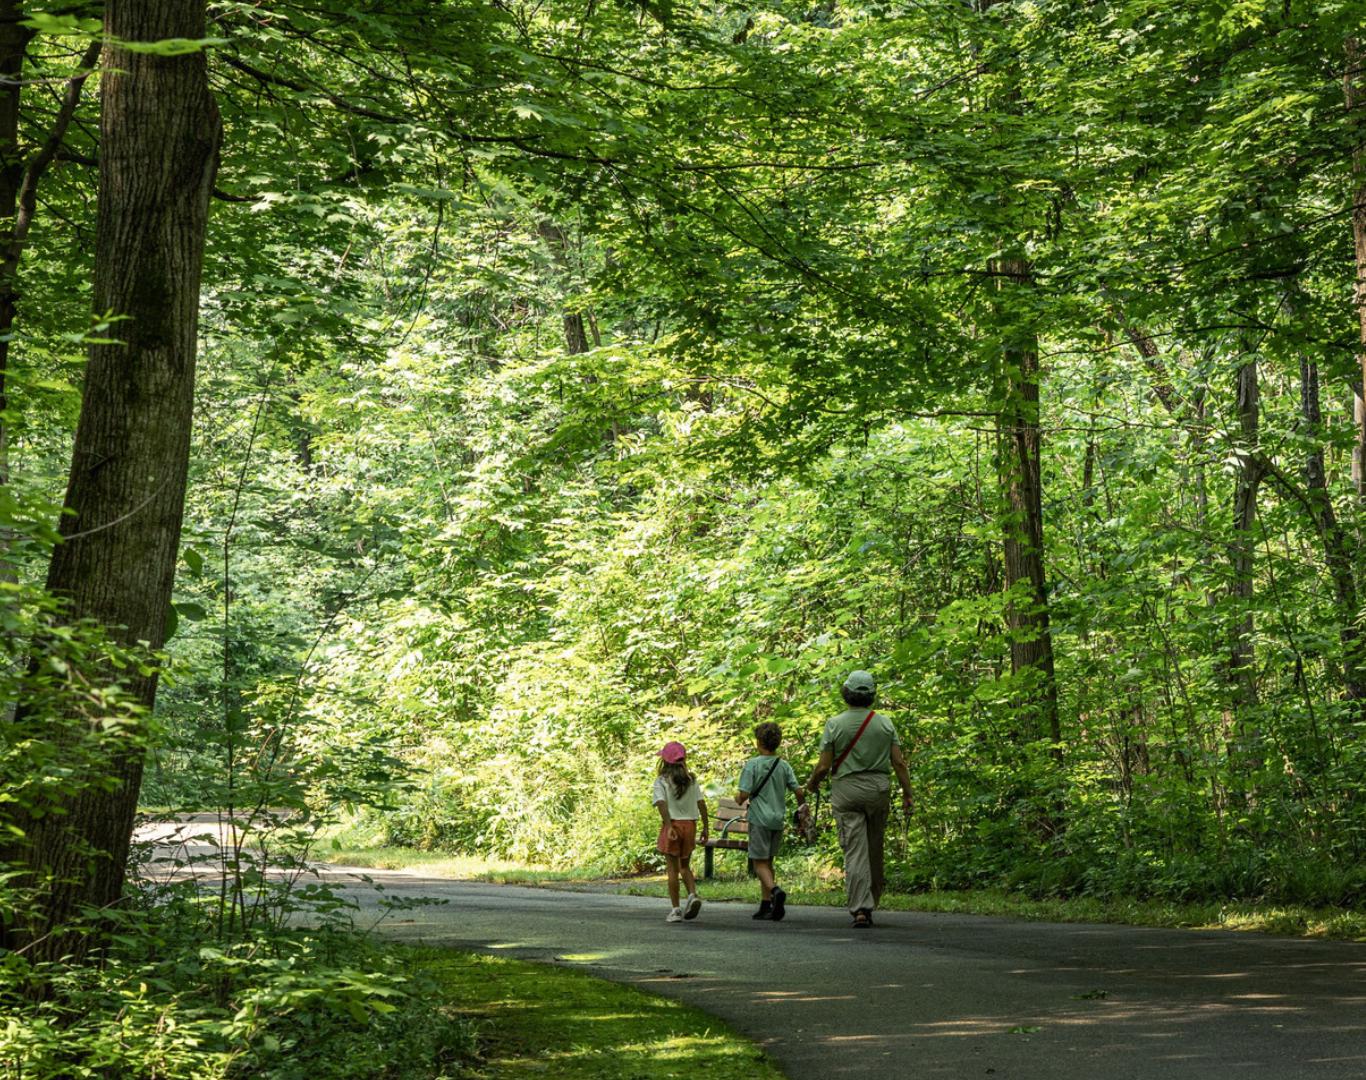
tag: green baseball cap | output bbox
[843,670,876,693]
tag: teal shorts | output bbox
[748,823,783,861]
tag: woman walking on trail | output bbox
[805,670,913,928]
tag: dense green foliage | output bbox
[6,0,1366,1069]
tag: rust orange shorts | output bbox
[657,819,697,860]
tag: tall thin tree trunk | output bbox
[0,1,28,728]
[1348,37,1366,513]
[1299,355,1365,707]
[0,0,28,581]
[1,0,220,963]
[1227,357,1263,779]
[993,255,1060,751]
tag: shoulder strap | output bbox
[831,711,876,779]
[748,756,783,802]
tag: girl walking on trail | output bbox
[805,670,913,929]
[653,741,710,923]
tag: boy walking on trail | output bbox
[736,721,804,921]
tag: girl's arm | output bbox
[656,799,676,838]
[698,797,709,840]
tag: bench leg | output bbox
[704,846,714,880]
[747,857,755,878]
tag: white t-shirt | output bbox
[651,775,703,821]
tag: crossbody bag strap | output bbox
[747,756,783,803]
[830,710,876,779]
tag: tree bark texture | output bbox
[992,255,1061,749]
[1,0,220,962]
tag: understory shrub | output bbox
[0,890,477,1080]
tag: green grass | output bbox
[404,946,785,1079]
[329,845,1366,942]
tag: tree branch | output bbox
[12,38,100,251]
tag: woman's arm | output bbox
[890,744,913,810]
[805,747,834,792]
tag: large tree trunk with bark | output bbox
[0,0,219,963]
[992,255,1060,750]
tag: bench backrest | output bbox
[715,796,748,835]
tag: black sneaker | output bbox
[770,886,787,922]
[752,901,773,920]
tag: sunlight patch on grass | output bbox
[408,947,784,1080]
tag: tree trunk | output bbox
[1298,356,1366,708]
[0,0,220,963]
[1227,358,1263,779]
[0,0,28,579]
[993,255,1060,750]
[1348,37,1366,512]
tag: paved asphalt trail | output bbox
[329,869,1366,1080]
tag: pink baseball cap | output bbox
[657,741,686,764]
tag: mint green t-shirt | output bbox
[821,708,899,777]
[737,755,798,830]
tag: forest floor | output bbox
[324,844,1366,942]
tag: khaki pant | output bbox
[831,771,890,914]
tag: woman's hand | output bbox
[667,824,679,842]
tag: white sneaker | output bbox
[683,893,702,920]
[666,907,684,923]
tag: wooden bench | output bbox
[701,796,753,879]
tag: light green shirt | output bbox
[820,708,899,777]
[737,755,799,831]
